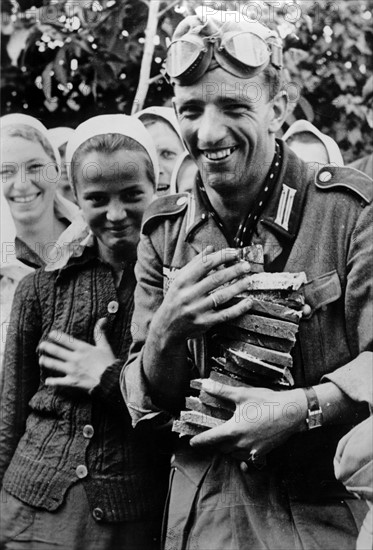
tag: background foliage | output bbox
[1,0,372,162]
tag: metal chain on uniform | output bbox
[196,140,282,248]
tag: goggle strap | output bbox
[181,50,207,79]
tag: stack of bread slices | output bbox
[173,245,307,437]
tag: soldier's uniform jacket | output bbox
[122,144,373,549]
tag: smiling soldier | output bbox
[121,13,373,550]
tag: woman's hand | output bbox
[38,318,116,393]
[190,379,307,460]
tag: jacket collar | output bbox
[52,233,98,281]
[52,236,100,284]
[15,237,46,269]
[259,143,311,240]
[5,197,79,272]
[45,213,91,273]
[184,174,210,240]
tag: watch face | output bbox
[304,387,323,430]
[307,409,323,429]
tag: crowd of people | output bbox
[0,11,372,550]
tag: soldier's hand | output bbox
[189,379,307,460]
[153,246,254,342]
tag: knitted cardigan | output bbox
[0,244,170,522]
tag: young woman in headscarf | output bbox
[0,114,78,374]
[282,119,344,168]
[136,106,185,195]
[169,151,198,195]
[0,115,170,550]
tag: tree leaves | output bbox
[1,0,372,161]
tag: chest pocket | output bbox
[303,270,342,316]
[298,270,347,384]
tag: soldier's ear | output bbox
[268,90,288,134]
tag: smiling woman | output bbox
[0,115,78,254]
[69,132,156,267]
[0,114,78,375]
[0,115,170,550]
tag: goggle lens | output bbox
[166,40,204,78]
[222,32,270,68]
[166,30,280,84]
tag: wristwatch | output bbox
[303,386,323,430]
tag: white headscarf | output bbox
[282,119,344,166]
[135,106,183,141]
[169,150,198,194]
[47,114,159,271]
[65,114,159,184]
[1,113,61,164]
[48,126,74,150]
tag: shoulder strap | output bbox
[142,193,189,235]
[315,165,373,204]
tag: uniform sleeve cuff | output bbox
[120,354,170,428]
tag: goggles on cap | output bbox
[165,28,283,85]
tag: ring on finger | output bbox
[249,449,259,463]
[210,292,219,309]
[249,449,266,469]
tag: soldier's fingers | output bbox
[200,276,253,311]
[195,260,251,296]
[178,247,241,285]
[190,421,235,449]
[202,296,252,325]
[200,379,249,404]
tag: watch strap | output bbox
[303,386,323,430]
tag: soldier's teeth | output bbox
[204,147,236,160]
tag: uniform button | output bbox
[83,425,94,439]
[76,464,88,479]
[176,196,187,206]
[107,300,119,314]
[319,170,332,182]
[92,507,104,521]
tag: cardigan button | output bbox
[107,300,119,314]
[83,425,94,439]
[76,464,88,479]
[92,507,104,521]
